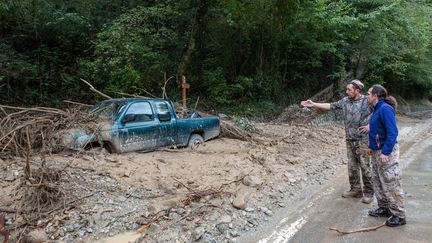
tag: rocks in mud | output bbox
[245,207,254,212]
[216,223,229,234]
[218,215,232,224]
[24,229,48,243]
[260,207,273,216]
[157,180,177,195]
[232,190,250,210]
[193,227,205,240]
[247,218,259,227]
[230,230,240,237]
[202,233,217,243]
[242,175,263,187]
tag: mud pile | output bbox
[1,119,349,242]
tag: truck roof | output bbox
[100,98,169,103]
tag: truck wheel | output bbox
[188,134,204,150]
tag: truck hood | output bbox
[58,122,114,150]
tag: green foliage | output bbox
[0,0,431,109]
[0,42,38,103]
[342,0,432,97]
[233,116,261,133]
[203,68,230,105]
[0,0,140,104]
[87,2,187,97]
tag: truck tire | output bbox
[188,134,204,150]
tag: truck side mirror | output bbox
[122,114,136,124]
[158,112,171,122]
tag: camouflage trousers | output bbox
[346,140,374,195]
[371,144,406,218]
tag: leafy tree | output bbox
[1,0,431,109]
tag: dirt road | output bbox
[241,117,432,243]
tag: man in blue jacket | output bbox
[366,84,406,227]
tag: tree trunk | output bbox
[177,1,209,81]
[335,52,368,98]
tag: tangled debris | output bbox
[220,119,255,141]
[20,164,65,213]
[0,104,104,241]
[0,104,98,158]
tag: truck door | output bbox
[118,101,159,152]
[154,101,177,147]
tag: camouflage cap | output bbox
[350,79,364,90]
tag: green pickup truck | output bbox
[62,98,220,153]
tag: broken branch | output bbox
[171,177,195,192]
[194,96,200,111]
[115,92,148,98]
[162,75,174,99]
[329,221,386,235]
[63,100,93,107]
[80,78,111,99]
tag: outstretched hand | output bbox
[301,100,314,107]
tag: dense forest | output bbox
[1,0,431,114]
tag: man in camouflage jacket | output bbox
[301,80,374,203]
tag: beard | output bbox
[347,94,355,100]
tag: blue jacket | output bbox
[369,100,398,155]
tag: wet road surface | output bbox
[243,132,432,243]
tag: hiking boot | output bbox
[386,215,406,227]
[341,190,362,198]
[368,207,392,217]
[361,194,373,204]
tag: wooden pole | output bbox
[182,75,187,110]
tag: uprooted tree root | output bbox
[0,104,101,158]
[20,164,65,214]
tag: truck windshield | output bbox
[90,101,126,121]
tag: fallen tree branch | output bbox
[169,203,219,226]
[219,170,253,190]
[194,96,200,111]
[135,209,172,234]
[162,75,174,99]
[0,105,65,115]
[171,177,195,192]
[43,192,95,215]
[80,78,111,99]
[136,87,157,98]
[0,207,27,214]
[329,221,386,235]
[115,92,148,98]
[182,188,229,206]
[63,100,93,107]
[1,132,15,152]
